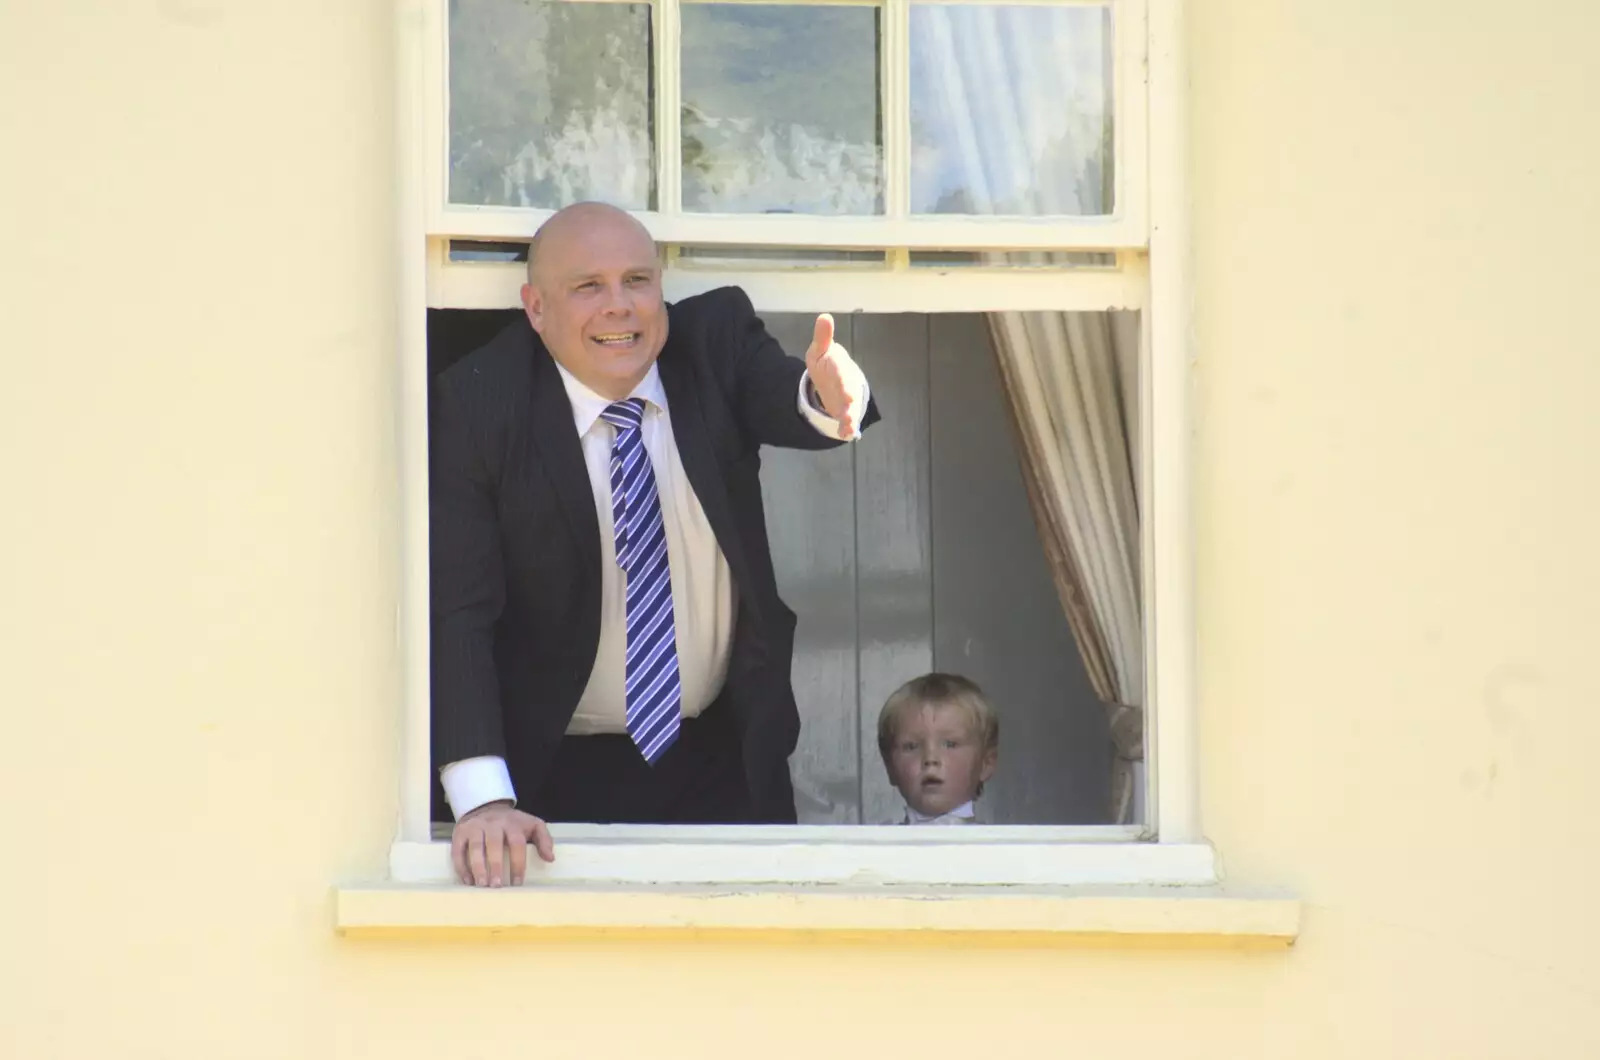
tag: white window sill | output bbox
[335,883,1297,947]
[389,826,1214,887]
[337,829,1298,946]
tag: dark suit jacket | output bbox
[429,286,880,823]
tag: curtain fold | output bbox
[988,311,1144,824]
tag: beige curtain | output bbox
[912,7,1145,823]
[988,312,1145,824]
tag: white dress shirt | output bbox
[442,365,864,818]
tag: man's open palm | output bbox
[804,313,867,440]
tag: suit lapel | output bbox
[657,332,752,592]
[526,336,601,574]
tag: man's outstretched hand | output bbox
[451,800,555,887]
[804,313,868,440]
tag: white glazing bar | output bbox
[1146,0,1196,844]
[883,0,910,219]
[398,0,434,845]
[655,0,683,215]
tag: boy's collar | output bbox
[906,800,977,824]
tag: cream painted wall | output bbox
[3,1,1599,1057]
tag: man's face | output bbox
[521,210,667,400]
[885,704,997,818]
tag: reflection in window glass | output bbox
[910,5,1113,216]
[676,246,887,268]
[909,250,1117,268]
[448,240,531,263]
[449,0,654,209]
[681,5,882,215]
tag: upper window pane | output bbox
[680,5,883,215]
[448,0,655,210]
[910,4,1113,216]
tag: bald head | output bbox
[519,202,669,401]
[527,201,657,284]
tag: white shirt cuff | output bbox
[797,371,869,442]
[440,756,516,819]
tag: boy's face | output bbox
[886,703,997,818]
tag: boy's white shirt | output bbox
[899,800,977,825]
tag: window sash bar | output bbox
[426,239,1148,312]
[434,208,1145,249]
[1116,0,1149,240]
[883,0,910,219]
[655,0,683,215]
[422,0,447,236]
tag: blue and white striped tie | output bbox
[599,398,681,764]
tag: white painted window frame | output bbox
[391,0,1201,887]
[424,0,1147,249]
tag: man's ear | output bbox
[520,282,543,332]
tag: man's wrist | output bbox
[803,375,822,410]
[796,370,868,442]
[459,799,514,821]
[440,754,517,818]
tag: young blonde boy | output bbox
[877,673,999,825]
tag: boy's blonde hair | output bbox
[876,672,1000,768]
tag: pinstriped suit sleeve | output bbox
[429,372,509,771]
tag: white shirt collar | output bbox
[906,800,977,824]
[552,360,668,438]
